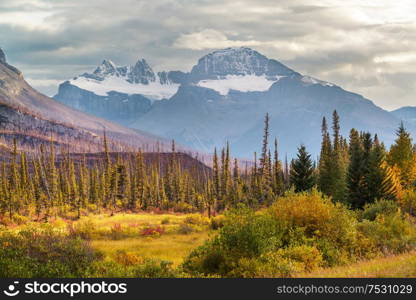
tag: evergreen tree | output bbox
[212,148,220,212]
[331,110,347,202]
[272,139,284,196]
[318,117,333,196]
[347,128,365,208]
[366,135,399,201]
[260,113,270,174]
[387,122,416,188]
[290,145,315,192]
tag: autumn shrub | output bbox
[268,190,360,266]
[109,223,126,240]
[184,214,209,226]
[67,219,97,240]
[398,189,416,216]
[11,214,30,225]
[268,190,357,244]
[358,212,416,254]
[114,250,143,266]
[173,202,196,213]
[140,225,165,237]
[183,191,398,277]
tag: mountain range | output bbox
[0,48,172,153]
[54,47,415,158]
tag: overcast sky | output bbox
[0,0,414,110]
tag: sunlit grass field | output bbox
[73,213,416,276]
[299,251,416,278]
[6,211,416,277]
[74,213,212,266]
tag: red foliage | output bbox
[140,225,165,236]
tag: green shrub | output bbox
[361,199,400,221]
[177,223,194,235]
[91,258,181,278]
[183,205,285,276]
[358,212,416,254]
[161,217,170,225]
[210,216,225,230]
[227,245,323,278]
[0,227,101,277]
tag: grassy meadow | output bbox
[300,251,416,278]
[84,213,210,266]
[2,191,416,278]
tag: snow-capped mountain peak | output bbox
[128,59,156,84]
[70,57,180,101]
[190,47,297,80]
[190,47,298,95]
[93,59,118,78]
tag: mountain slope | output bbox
[0,48,169,152]
[54,47,407,158]
[391,107,416,127]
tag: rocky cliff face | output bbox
[0,48,6,64]
[55,81,152,126]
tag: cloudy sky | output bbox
[0,0,414,110]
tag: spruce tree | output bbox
[387,122,416,188]
[318,117,333,196]
[290,145,315,192]
[273,139,284,196]
[331,110,347,202]
[366,135,398,201]
[260,113,270,174]
[347,128,365,208]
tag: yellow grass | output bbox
[9,212,416,276]
[299,251,416,278]
[77,212,211,266]
[78,212,189,228]
[91,232,209,266]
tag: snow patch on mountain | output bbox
[68,58,181,100]
[301,75,334,87]
[196,75,283,95]
[70,76,179,100]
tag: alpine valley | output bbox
[54,47,413,158]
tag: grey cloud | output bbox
[0,0,414,109]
